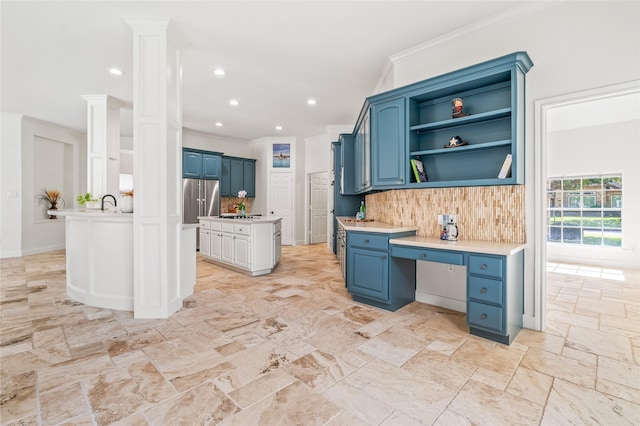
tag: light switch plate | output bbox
[437,214,443,225]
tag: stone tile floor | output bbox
[1,245,639,425]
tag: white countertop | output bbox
[337,217,417,234]
[49,209,133,220]
[198,215,282,223]
[389,235,526,256]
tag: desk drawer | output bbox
[349,233,388,251]
[391,246,463,265]
[467,301,504,334]
[468,276,503,306]
[468,255,503,278]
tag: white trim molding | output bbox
[533,80,640,331]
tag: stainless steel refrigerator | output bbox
[183,178,220,250]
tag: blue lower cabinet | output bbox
[466,251,523,345]
[346,230,416,311]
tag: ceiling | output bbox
[1,1,538,142]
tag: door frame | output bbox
[532,80,639,331]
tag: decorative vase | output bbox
[119,195,133,213]
[49,201,57,219]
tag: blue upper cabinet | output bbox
[243,159,256,197]
[223,156,256,198]
[183,149,222,179]
[202,153,221,179]
[365,51,533,189]
[339,134,357,195]
[220,157,231,196]
[371,97,406,188]
[183,150,202,178]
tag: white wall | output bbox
[0,115,86,257]
[547,119,640,268]
[388,1,640,319]
[1,113,23,257]
[304,134,330,174]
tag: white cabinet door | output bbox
[210,231,222,260]
[221,232,234,264]
[200,229,211,257]
[234,235,251,268]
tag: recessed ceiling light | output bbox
[214,68,225,76]
[108,68,124,76]
[275,126,283,131]
[215,122,223,127]
[230,99,239,106]
[307,98,317,106]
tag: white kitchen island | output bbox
[52,209,135,310]
[52,209,196,313]
[198,216,282,276]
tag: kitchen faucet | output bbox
[101,194,117,211]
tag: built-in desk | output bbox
[390,236,525,345]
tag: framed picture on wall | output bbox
[273,143,291,168]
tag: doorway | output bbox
[534,80,640,331]
[308,172,329,244]
[269,171,294,245]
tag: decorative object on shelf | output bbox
[76,192,100,209]
[410,159,428,182]
[119,190,134,213]
[36,188,65,219]
[444,135,468,148]
[451,98,469,118]
[237,189,247,216]
[497,154,513,179]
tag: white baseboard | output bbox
[0,250,23,259]
[415,290,466,313]
[21,244,65,256]
[523,314,542,331]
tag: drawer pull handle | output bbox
[381,255,387,260]
[364,239,370,243]
[419,253,426,259]
[480,264,487,270]
[480,288,487,293]
[481,314,487,320]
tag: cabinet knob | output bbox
[481,314,487,320]
[480,264,487,270]
[419,253,426,259]
[480,288,487,293]
[363,239,370,243]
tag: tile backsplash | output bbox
[221,197,252,214]
[365,186,525,243]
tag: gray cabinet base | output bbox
[470,326,517,345]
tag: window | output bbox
[547,175,622,247]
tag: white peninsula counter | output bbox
[198,216,282,276]
[52,209,134,311]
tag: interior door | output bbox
[309,172,328,244]
[269,172,293,245]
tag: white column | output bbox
[125,17,190,318]
[81,95,123,198]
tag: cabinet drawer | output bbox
[221,222,235,233]
[390,246,463,265]
[349,233,388,251]
[199,220,211,230]
[210,221,222,231]
[273,221,281,233]
[467,301,504,334]
[468,276,503,306]
[235,224,251,236]
[468,255,503,278]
